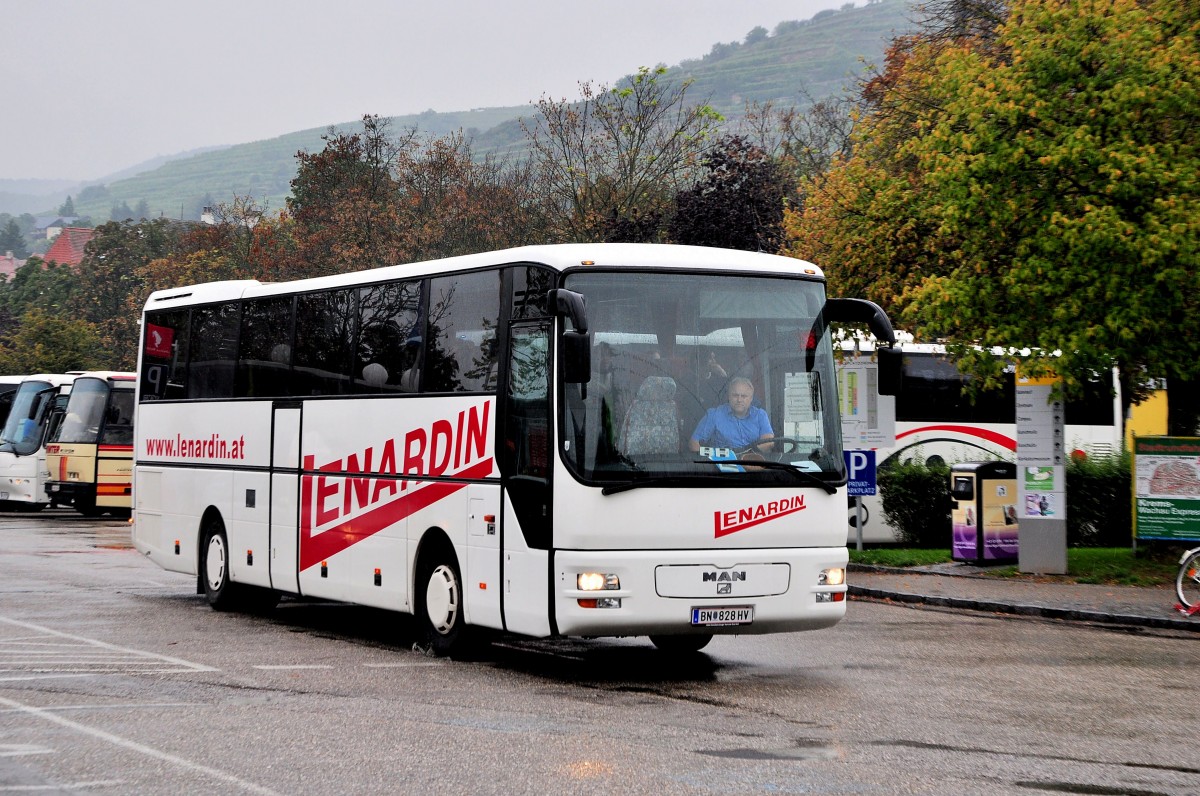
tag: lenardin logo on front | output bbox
[713,495,806,538]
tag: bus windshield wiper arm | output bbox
[692,459,838,495]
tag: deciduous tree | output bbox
[522,66,723,242]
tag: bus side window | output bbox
[101,391,135,446]
[142,309,190,400]
[355,280,422,394]
[236,296,295,398]
[294,289,356,396]
[425,270,501,393]
[189,302,240,400]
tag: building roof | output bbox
[42,227,96,268]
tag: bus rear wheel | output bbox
[416,549,468,656]
[650,634,713,653]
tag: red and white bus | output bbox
[45,372,136,516]
[840,340,1124,544]
[133,244,896,654]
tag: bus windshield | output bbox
[561,270,845,487]
[0,381,56,456]
[53,379,111,444]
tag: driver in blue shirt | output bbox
[688,376,773,452]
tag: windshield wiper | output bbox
[601,473,731,496]
[692,459,839,495]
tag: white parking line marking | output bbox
[0,695,285,796]
[252,665,334,670]
[0,616,217,675]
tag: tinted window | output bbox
[189,303,240,399]
[425,270,501,393]
[237,296,294,398]
[100,389,135,445]
[355,281,422,394]
[294,290,356,396]
[141,309,190,400]
[511,266,553,320]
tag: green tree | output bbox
[0,219,28,258]
[0,308,102,373]
[70,219,183,368]
[788,0,1200,420]
[897,0,1200,410]
[522,66,723,242]
[58,196,76,217]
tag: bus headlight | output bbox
[818,568,845,586]
[577,573,620,591]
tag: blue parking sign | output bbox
[844,450,876,496]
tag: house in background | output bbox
[34,215,81,240]
[42,227,95,268]
[0,251,25,281]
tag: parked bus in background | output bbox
[839,340,1125,544]
[45,372,136,516]
[0,376,24,430]
[0,373,80,511]
[134,244,897,654]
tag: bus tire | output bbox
[650,634,713,653]
[200,517,240,611]
[416,547,467,656]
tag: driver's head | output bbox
[727,377,754,417]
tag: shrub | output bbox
[1066,452,1132,547]
[878,459,952,547]
[876,453,1133,548]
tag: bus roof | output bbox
[142,244,825,311]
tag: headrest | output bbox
[636,376,677,401]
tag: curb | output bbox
[847,586,1200,633]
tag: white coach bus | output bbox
[0,373,80,510]
[133,244,897,654]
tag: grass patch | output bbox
[849,547,1178,587]
[849,548,951,568]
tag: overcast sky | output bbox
[5,0,853,183]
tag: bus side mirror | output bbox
[562,331,592,385]
[878,346,902,396]
[547,289,589,334]
[823,298,896,346]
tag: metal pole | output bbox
[855,495,864,551]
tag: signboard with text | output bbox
[1134,436,1200,541]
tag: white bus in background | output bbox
[134,243,897,654]
[0,376,24,430]
[0,373,81,511]
[45,372,136,516]
[839,340,1124,544]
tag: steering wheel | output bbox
[733,436,807,462]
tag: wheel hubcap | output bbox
[425,565,459,635]
[206,535,227,591]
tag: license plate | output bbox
[691,606,754,626]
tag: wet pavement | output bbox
[849,562,1200,633]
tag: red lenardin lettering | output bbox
[299,403,493,570]
[713,495,807,538]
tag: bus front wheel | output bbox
[201,519,238,611]
[416,548,467,656]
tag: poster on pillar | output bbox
[837,356,895,449]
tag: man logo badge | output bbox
[717,583,731,595]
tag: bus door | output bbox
[498,322,553,637]
[269,402,302,593]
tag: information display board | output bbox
[1134,436,1200,542]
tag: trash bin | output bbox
[949,462,1019,563]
